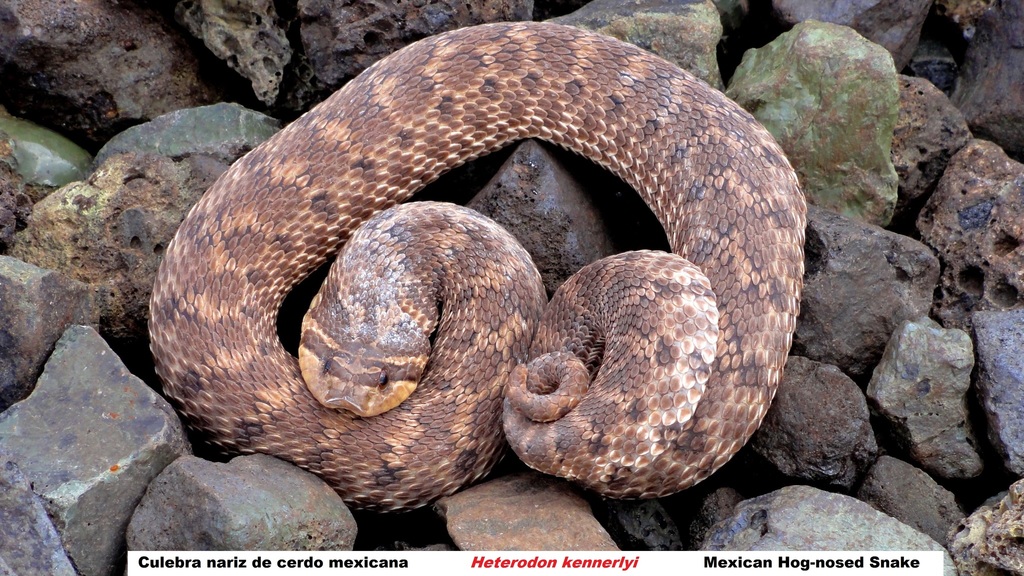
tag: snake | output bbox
[149,21,806,511]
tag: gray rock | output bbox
[9,153,224,343]
[953,0,1024,160]
[0,325,191,576]
[702,485,955,575]
[551,0,724,89]
[973,309,1024,476]
[749,356,877,489]
[595,498,683,551]
[126,454,356,550]
[435,471,619,551]
[866,317,982,479]
[298,0,532,88]
[687,486,744,549]
[0,0,219,146]
[467,140,618,296]
[0,256,96,411]
[907,37,959,96]
[726,20,899,226]
[0,460,76,576]
[175,0,292,105]
[916,140,1024,331]
[948,478,1024,575]
[793,205,940,379]
[856,456,964,545]
[890,75,971,230]
[0,116,92,188]
[771,0,931,70]
[94,103,281,168]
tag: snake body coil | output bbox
[149,21,806,511]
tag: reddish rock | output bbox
[435,472,619,551]
[890,75,971,230]
[917,139,1024,331]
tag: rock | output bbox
[687,486,744,549]
[972,309,1024,476]
[906,37,960,96]
[0,460,76,576]
[9,152,224,344]
[298,0,532,88]
[466,141,618,296]
[0,256,96,411]
[726,21,900,226]
[0,121,50,206]
[890,75,971,230]
[592,498,683,551]
[948,478,1024,575]
[94,102,281,168]
[916,140,1024,331]
[175,0,292,105]
[953,0,1024,159]
[771,0,932,69]
[934,0,996,40]
[551,0,724,89]
[0,0,219,147]
[793,205,940,379]
[702,485,955,575]
[435,472,619,550]
[856,456,964,545]
[127,454,356,550]
[866,317,982,479]
[714,0,750,34]
[0,176,30,252]
[0,116,92,188]
[0,325,191,576]
[749,356,877,489]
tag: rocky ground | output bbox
[1,0,1022,575]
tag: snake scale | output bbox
[149,21,806,511]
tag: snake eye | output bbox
[377,370,388,388]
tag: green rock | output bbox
[94,102,281,167]
[727,21,899,226]
[552,0,724,89]
[0,116,92,187]
[10,152,217,343]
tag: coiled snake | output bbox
[149,21,805,511]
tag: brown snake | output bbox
[149,21,806,511]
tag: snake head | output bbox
[298,336,426,418]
